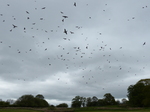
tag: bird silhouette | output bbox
[12,24,17,28]
[42,7,46,9]
[64,29,67,34]
[74,2,76,6]
[62,16,68,18]
[26,11,29,14]
[143,42,146,45]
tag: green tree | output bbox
[86,97,92,107]
[122,98,127,105]
[97,99,106,106]
[15,94,35,107]
[80,97,86,107]
[71,96,82,108]
[127,79,150,107]
[15,94,49,107]
[103,93,116,105]
[56,103,68,107]
[35,94,44,100]
[91,96,98,106]
[0,101,10,107]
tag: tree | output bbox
[71,96,82,108]
[103,93,116,105]
[0,100,10,107]
[35,94,44,100]
[127,79,150,107]
[80,97,86,107]
[6,99,15,105]
[91,96,98,106]
[122,98,127,105]
[56,103,68,107]
[97,99,106,106]
[14,94,49,107]
[15,94,35,107]
[86,97,92,107]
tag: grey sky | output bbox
[0,0,150,106]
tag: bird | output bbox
[62,16,68,18]
[70,31,74,34]
[42,7,46,9]
[74,2,76,6]
[64,29,67,34]
[26,11,29,14]
[12,24,17,28]
[143,42,146,45]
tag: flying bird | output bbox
[62,16,68,18]
[26,11,29,14]
[12,24,17,28]
[143,42,146,45]
[74,2,76,6]
[64,29,67,34]
[42,7,46,9]
[70,31,74,34]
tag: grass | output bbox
[74,106,150,112]
[1,106,150,112]
[0,108,44,112]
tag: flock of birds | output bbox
[0,1,149,91]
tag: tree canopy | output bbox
[127,78,150,107]
[14,94,49,107]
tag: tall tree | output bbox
[35,94,44,100]
[86,97,92,107]
[80,97,86,107]
[127,79,150,107]
[91,96,98,106]
[71,96,82,108]
[14,94,49,107]
[103,93,116,105]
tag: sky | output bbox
[0,0,150,106]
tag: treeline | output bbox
[71,93,122,108]
[71,78,150,108]
[0,94,68,108]
[1,79,150,108]
[0,94,49,107]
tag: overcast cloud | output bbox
[0,0,150,106]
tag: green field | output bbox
[74,106,150,112]
[0,108,43,112]
[76,110,150,112]
[1,107,150,112]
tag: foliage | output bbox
[72,94,117,108]
[0,109,43,112]
[71,96,82,108]
[127,78,150,107]
[14,94,49,107]
[56,103,68,107]
[35,94,44,100]
[103,93,116,105]
[0,101,10,107]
